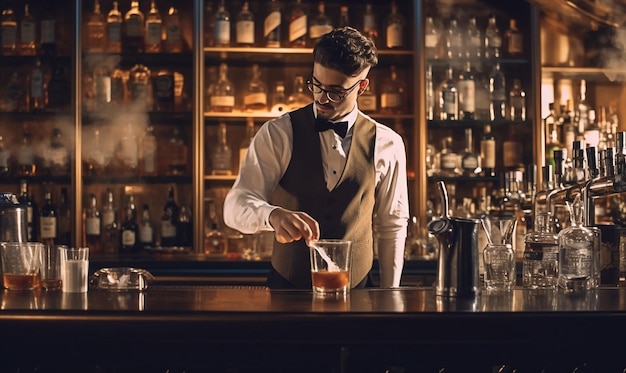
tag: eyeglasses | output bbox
[306,75,364,103]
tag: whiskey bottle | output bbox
[3,72,25,112]
[1,6,17,56]
[488,62,506,121]
[0,135,9,176]
[385,1,404,49]
[444,18,462,59]
[153,68,175,111]
[288,0,307,47]
[120,194,138,253]
[57,187,71,246]
[439,66,457,120]
[101,189,120,254]
[465,16,482,59]
[138,204,154,249]
[124,0,145,53]
[380,66,405,114]
[424,16,439,59]
[457,61,476,120]
[309,1,333,46]
[264,0,281,47]
[239,118,255,172]
[558,196,596,291]
[164,4,183,52]
[85,193,102,255]
[16,126,36,176]
[211,122,232,175]
[214,0,231,47]
[85,0,106,53]
[167,127,188,175]
[504,18,523,57]
[47,65,70,111]
[160,186,179,247]
[204,199,226,256]
[509,78,526,122]
[106,1,123,53]
[362,3,378,44]
[28,59,46,112]
[40,191,57,250]
[484,14,501,59]
[243,64,268,111]
[145,0,162,53]
[19,3,37,56]
[39,0,57,57]
[480,124,496,177]
[141,125,157,175]
[286,75,310,110]
[438,136,459,177]
[236,1,255,47]
[110,66,125,107]
[211,63,235,112]
[357,81,377,113]
[460,128,480,176]
[18,180,38,241]
[128,64,151,110]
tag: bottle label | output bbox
[508,34,523,54]
[21,22,36,44]
[122,229,136,246]
[480,139,496,168]
[289,16,307,42]
[425,34,438,48]
[95,75,112,103]
[503,141,523,168]
[103,210,115,226]
[236,20,255,44]
[161,220,176,238]
[107,23,122,43]
[154,74,174,101]
[139,225,153,243]
[166,24,181,45]
[126,18,142,37]
[146,22,162,45]
[264,11,281,37]
[40,216,56,239]
[441,153,457,169]
[386,24,403,48]
[215,20,230,44]
[41,20,56,43]
[462,155,479,169]
[86,217,101,235]
[363,15,376,32]
[2,25,17,46]
[458,80,476,112]
[210,95,235,107]
[491,36,502,48]
[358,95,377,112]
[442,91,456,115]
[381,93,401,109]
[30,70,44,98]
[243,92,267,106]
[309,24,332,39]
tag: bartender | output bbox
[223,26,409,289]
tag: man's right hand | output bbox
[268,208,320,245]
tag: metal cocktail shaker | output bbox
[0,192,28,243]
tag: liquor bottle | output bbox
[270,81,287,113]
[362,3,378,44]
[211,63,235,112]
[19,3,37,56]
[465,16,482,59]
[214,0,231,47]
[160,186,179,247]
[244,64,268,111]
[1,6,17,56]
[18,180,38,242]
[124,0,145,53]
[286,75,310,110]
[288,0,307,47]
[138,204,154,249]
[484,14,501,59]
[47,65,70,111]
[236,1,255,47]
[204,199,226,256]
[28,59,46,112]
[164,3,183,52]
[264,0,281,47]
[85,0,106,53]
[439,66,457,120]
[153,68,175,111]
[357,81,377,113]
[438,136,459,176]
[3,72,25,112]
[211,122,232,175]
[515,243,553,293]
[239,118,255,172]
[545,103,563,169]
[458,61,476,120]
[168,127,188,175]
[576,79,591,136]
[489,62,506,121]
[40,191,57,250]
[380,66,405,114]
[309,1,333,46]
[47,127,70,176]
[16,126,36,176]
[480,124,496,177]
[145,0,162,53]
[204,1,215,47]
[39,0,57,57]
[101,189,119,254]
[509,78,526,122]
[0,135,9,176]
[120,194,138,252]
[444,18,462,59]
[338,5,349,28]
[57,187,71,246]
[128,64,151,110]
[460,128,480,176]
[385,1,404,49]
[106,1,123,53]
[141,125,157,175]
[505,18,523,57]
[423,16,439,59]
[500,170,527,260]
[177,206,193,247]
[111,66,125,107]
[85,193,102,254]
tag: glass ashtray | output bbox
[92,267,155,291]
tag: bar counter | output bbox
[1,286,626,372]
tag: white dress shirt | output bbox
[223,103,409,287]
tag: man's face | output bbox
[311,63,369,122]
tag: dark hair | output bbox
[313,27,378,77]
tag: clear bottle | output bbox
[489,62,506,121]
[264,0,281,47]
[106,0,123,53]
[0,135,10,176]
[145,0,162,53]
[139,204,154,249]
[214,0,231,47]
[39,0,57,57]
[523,211,558,289]
[385,1,404,49]
[460,128,480,176]
[576,79,591,136]
[86,0,106,52]
[168,127,188,175]
[16,126,36,176]
[480,124,496,177]
[120,194,138,253]
[239,118,255,173]
[160,186,179,247]
[1,6,18,55]
[584,109,601,149]
[424,16,440,59]
[204,199,226,256]
[380,66,405,114]
[101,188,119,254]
[509,78,526,121]
[444,18,462,59]
[484,14,502,59]
[288,0,307,47]
[164,4,183,52]
[211,63,235,112]
[124,0,145,53]
[211,122,232,175]
[270,81,287,113]
[18,180,37,241]
[458,61,476,120]
[287,75,310,109]
[439,66,458,120]
[465,16,482,59]
[141,125,157,175]
[309,1,333,46]
[19,3,37,56]
[28,59,46,112]
[244,64,268,111]
[438,136,458,176]
[362,3,378,44]
[85,193,102,255]
[505,18,523,57]
[40,191,57,250]
[236,1,255,46]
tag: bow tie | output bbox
[315,117,349,138]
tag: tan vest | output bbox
[271,104,376,288]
